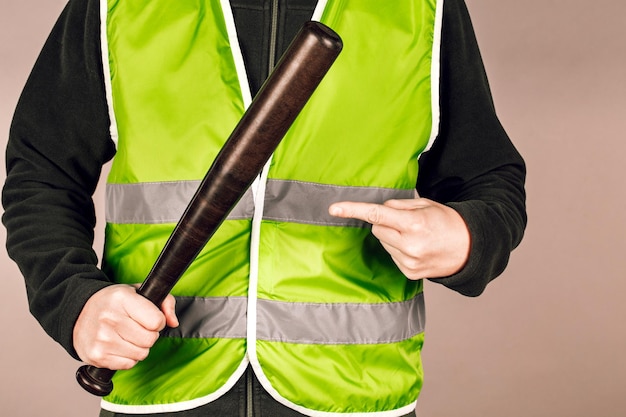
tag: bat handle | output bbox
[74,265,173,396]
[74,280,163,396]
[76,365,116,397]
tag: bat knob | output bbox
[76,365,116,396]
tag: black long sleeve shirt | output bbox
[3,0,526,359]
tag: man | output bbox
[3,0,526,415]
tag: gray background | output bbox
[1,0,625,416]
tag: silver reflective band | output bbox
[263,179,416,227]
[106,181,254,224]
[162,296,247,339]
[257,294,425,344]
[164,294,425,345]
[106,179,415,227]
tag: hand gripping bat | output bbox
[76,21,342,396]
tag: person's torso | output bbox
[100,0,440,415]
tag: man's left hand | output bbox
[329,198,471,280]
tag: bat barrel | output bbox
[76,21,342,396]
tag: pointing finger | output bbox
[329,201,396,227]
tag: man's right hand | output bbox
[73,284,179,370]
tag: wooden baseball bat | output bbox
[76,21,342,396]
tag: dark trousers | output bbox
[100,367,416,416]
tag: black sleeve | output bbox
[416,0,527,296]
[2,0,116,358]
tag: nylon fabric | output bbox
[101,0,440,414]
[251,0,438,412]
[103,220,251,298]
[106,0,245,184]
[103,338,247,409]
[256,335,424,414]
[256,222,423,304]
[270,1,435,188]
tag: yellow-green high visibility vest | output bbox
[100,0,443,415]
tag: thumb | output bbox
[161,294,179,328]
[383,198,432,210]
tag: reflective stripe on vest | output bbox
[100,0,442,414]
[162,293,425,344]
[105,180,416,227]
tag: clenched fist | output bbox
[73,284,179,370]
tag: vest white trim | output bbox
[100,0,119,146]
[247,157,270,405]
[425,0,445,153]
[312,0,328,21]
[101,359,250,414]
[220,0,253,108]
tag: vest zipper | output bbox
[246,368,254,417]
[269,0,279,71]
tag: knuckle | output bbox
[403,241,424,259]
[367,206,382,224]
[134,329,160,349]
[136,348,151,362]
[146,314,166,332]
[87,346,107,365]
[93,325,115,344]
[118,359,139,371]
[108,285,129,301]
[403,257,422,273]
[404,272,424,281]
[98,310,118,326]
[406,220,424,235]
[145,331,160,347]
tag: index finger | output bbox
[329,201,399,227]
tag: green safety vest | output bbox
[100,0,442,415]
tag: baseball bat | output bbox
[76,21,342,396]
